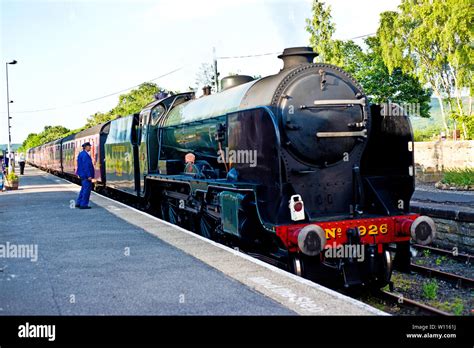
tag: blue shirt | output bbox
[76,150,95,179]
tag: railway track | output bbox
[410,244,474,288]
[412,244,472,264]
[410,263,474,288]
[375,290,451,316]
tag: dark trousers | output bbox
[76,179,92,207]
[19,162,25,175]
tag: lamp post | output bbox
[5,59,17,173]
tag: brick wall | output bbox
[432,218,474,253]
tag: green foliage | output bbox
[113,82,161,118]
[85,112,112,128]
[21,82,169,150]
[305,0,335,63]
[451,298,464,316]
[422,280,438,300]
[437,297,464,315]
[63,127,87,137]
[378,0,473,137]
[415,259,426,265]
[6,171,18,181]
[390,273,414,291]
[305,0,432,117]
[39,125,70,143]
[413,125,442,141]
[434,256,447,266]
[462,110,474,140]
[18,133,41,153]
[85,82,163,128]
[19,125,70,152]
[441,168,474,186]
[352,37,432,116]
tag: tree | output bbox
[195,63,218,93]
[18,133,41,153]
[111,82,162,118]
[85,112,111,128]
[351,37,432,117]
[85,82,163,127]
[305,0,431,117]
[38,125,70,143]
[21,83,173,149]
[305,0,336,63]
[378,0,473,137]
[19,125,70,152]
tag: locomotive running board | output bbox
[316,129,367,138]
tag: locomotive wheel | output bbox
[393,242,411,273]
[289,254,321,278]
[288,254,303,276]
[370,250,393,289]
[288,253,335,285]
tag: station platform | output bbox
[412,185,474,222]
[0,165,384,316]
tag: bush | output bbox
[6,171,18,182]
[413,125,442,142]
[441,168,474,186]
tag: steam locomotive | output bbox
[28,47,436,288]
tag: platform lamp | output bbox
[5,59,17,173]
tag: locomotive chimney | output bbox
[202,85,212,96]
[278,47,318,70]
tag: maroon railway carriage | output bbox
[61,123,110,184]
[42,139,62,172]
[27,123,110,185]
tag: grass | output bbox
[435,256,447,266]
[366,298,387,312]
[441,168,474,186]
[435,298,464,315]
[391,273,414,292]
[422,280,438,300]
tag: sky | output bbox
[0,0,400,145]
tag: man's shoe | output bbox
[79,206,91,209]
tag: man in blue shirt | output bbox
[75,142,94,209]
